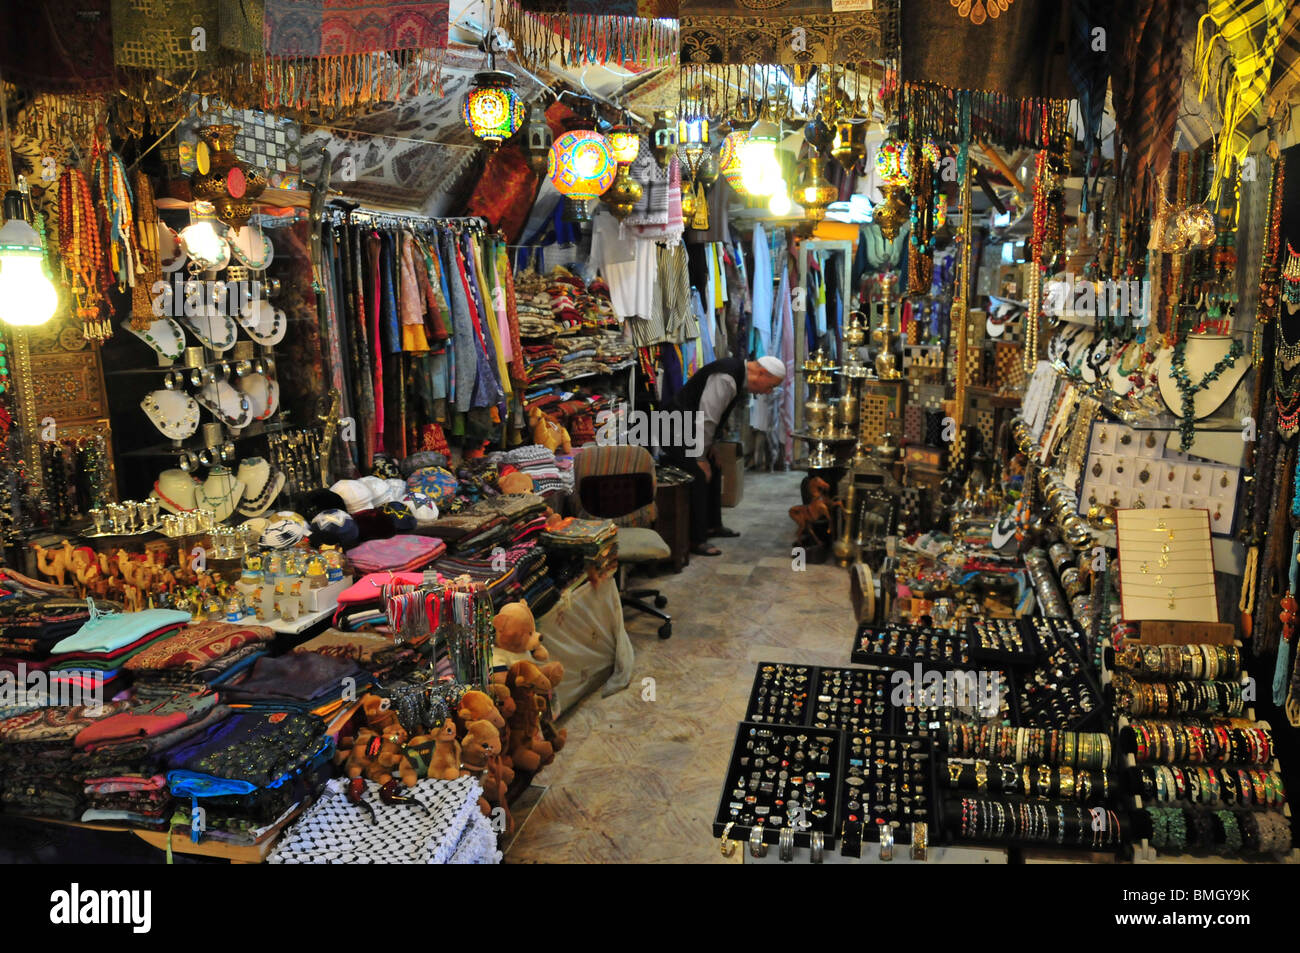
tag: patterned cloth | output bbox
[122,622,275,673]
[269,775,500,864]
[346,534,446,573]
[1269,3,1300,115]
[1197,0,1288,211]
[0,703,131,745]
[264,0,447,56]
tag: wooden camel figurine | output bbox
[788,476,844,547]
[31,542,71,587]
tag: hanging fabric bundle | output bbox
[1195,0,1287,219]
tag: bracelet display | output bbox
[1124,722,1274,766]
[1114,674,1246,718]
[1113,643,1241,681]
[1142,807,1292,857]
[949,725,1112,769]
[946,758,1112,803]
[955,797,1123,847]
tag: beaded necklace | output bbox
[130,170,162,332]
[91,143,139,293]
[1169,324,1244,451]
[57,167,109,341]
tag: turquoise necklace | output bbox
[1169,325,1243,451]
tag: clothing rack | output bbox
[325,203,491,234]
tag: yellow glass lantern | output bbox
[547,130,617,223]
[719,130,749,194]
[797,155,838,222]
[608,126,641,166]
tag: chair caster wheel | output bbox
[658,623,672,639]
[654,595,668,608]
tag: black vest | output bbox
[669,357,747,438]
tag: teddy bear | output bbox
[497,470,534,495]
[459,719,511,821]
[426,717,461,781]
[528,407,571,455]
[506,660,557,774]
[491,600,564,687]
[457,689,506,730]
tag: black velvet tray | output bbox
[837,732,939,852]
[712,722,843,848]
[850,622,974,670]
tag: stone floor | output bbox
[505,469,854,864]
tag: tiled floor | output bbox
[506,470,853,864]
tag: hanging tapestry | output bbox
[259,0,449,111]
[1110,0,1186,216]
[501,0,679,70]
[899,0,1072,100]
[112,0,219,69]
[679,0,895,66]
[1269,2,1300,119]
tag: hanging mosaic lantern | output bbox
[463,71,525,148]
[547,130,617,223]
[650,110,679,168]
[874,137,910,186]
[608,126,641,166]
[522,101,553,176]
[719,130,749,194]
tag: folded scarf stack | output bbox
[123,621,275,693]
[46,607,192,673]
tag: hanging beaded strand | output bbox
[57,167,108,342]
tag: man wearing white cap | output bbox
[662,356,786,556]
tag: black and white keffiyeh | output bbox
[268,776,500,864]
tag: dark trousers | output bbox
[665,448,722,545]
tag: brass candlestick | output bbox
[802,349,838,437]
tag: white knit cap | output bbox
[757,356,786,381]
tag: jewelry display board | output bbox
[1116,510,1218,622]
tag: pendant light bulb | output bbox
[0,193,58,328]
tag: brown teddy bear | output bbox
[497,470,534,495]
[492,600,564,687]
[427,718,461,781]
[459,719,511,823]
[457,689,506,730]
[506,660,556,774]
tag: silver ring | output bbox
[879,824,895,861]
[779,826,794,863]
[749,826,767,858]
[809,830,824,864]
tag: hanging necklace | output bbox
[58,167,109,342]
[1283,242,1300,306]
[91,141,139,294]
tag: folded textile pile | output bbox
[0,598,93,661]
[0,702,132,820]
[522,344,562,387]
[217,651,368,715]
[164,708,333,841]
[46,608,191,673]
[123,621,275,692]
[500,443,568,496]
[80,773,171,828]
[269,775,501,864]
[345,534,446,574]
[433,542,548,611]
[425,510,506,556]
[541,516,619,587]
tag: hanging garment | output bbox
[496,241,526,384]
[350,226,376,470]
[445,232,478,413]
[751,223,773,357]
[398,233,431,353]
[468,234,510,411]
[457,235,504,410]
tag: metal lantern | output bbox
[650,110,679,168]
[797,154,838,222]
[190,125,265,231]
[830,118,866,173]
[463,71,525,148]
[523,102,553,175]
[803,111,834,154]
[547,130,617,223]
[602,166,644,221]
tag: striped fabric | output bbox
[1113,0,1183,214]
[1197,0,1287,211]
[572,444,658,528]
[1268,2,1300,117]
